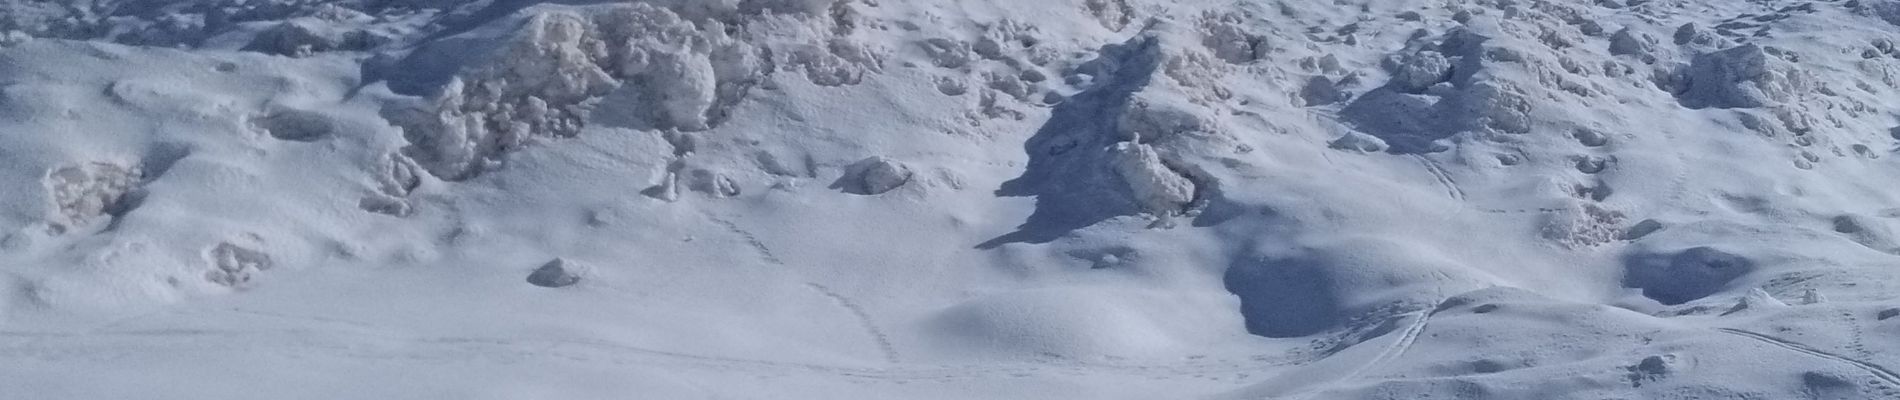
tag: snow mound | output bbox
[925,287,1245,360]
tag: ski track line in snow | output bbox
[0,328,1296,380]
[704,212,786,266]
[1717,327,1900,388]
[806,283,902,364]
[1478,207,1566,215]
[1410,154,1466,202]
[0,306,180,356]
[702,213,901,363]
[1285,310,1433,400]
[1843,309,1874,360]
[1656,125,1694,210]
[703,212,900,363]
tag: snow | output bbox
[2,0,1900,398]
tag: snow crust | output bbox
[4,0,1900,398]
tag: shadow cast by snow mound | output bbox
[1337,87,1457,154]
[1223,252,1342,338]
[1223,237,1486,338]
[1622,246,1757,305]
[979,34,1162,248]
[1334,28,1508,154]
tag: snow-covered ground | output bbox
[3,0,1900,398]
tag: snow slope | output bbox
[3,0,1900,398]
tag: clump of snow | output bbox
[242,21,387,57]
[205,241,272,288]
[43,162,141,234]
[1198,12,1268,64]
[1627,354,1679,384]
[1388,50,1454,93]
[1800,288,1827,305]
[1541,202,1629,248]
[360,153,424,216]
[1328,131,1388,153]
[1674,44,1814,109]
[1609,28,1655,59]
[836,157,913,195]
[380,2,880,180]
[1724,288,1789,315]
[1108,142,1195,214]
[686,168,742,198]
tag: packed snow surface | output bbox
[4,0,1900,398]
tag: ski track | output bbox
[1717,327,1900,389]
[704,213,901,363]
[0,327,1300,381]
[1285,310,1432,400]
[1410,155,1466,202]
[807,283,902,364]
[705,212,785,267]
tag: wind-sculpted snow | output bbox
[3,0,1900,399]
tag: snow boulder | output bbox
[44,162,142,234]
[205,242,272,288]
[527,258,590,288]
[1676,44,1813,109]
[686,168,742,198]
[835,157,913,195]
[1328,131,1389,153]
[1108,142,1196,215]
[1540,202,1628,248]
[1300,76,1347,106]
[242,21,387,57]
[1723,288,1787,315]
[1387,50,1453,93]
[1608,28,1653,58]
[382,3,767,180]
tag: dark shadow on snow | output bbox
[1336,87,1457,154]
[976,34,1163,249]
[1222,250,1343,338]
[1622,246,1756,305]
[1333,28,1490,154]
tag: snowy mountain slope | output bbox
[3,0,1900,398]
